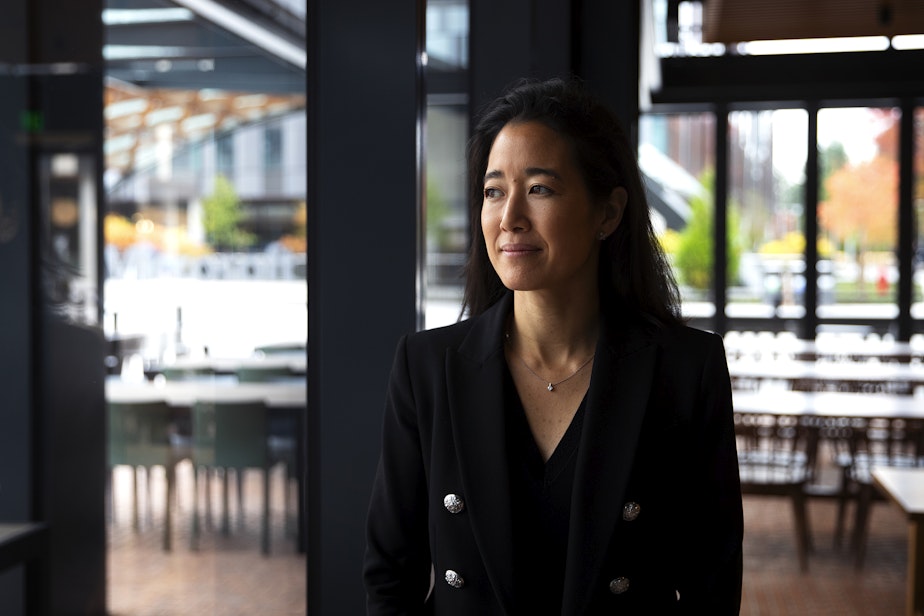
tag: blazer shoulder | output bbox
[656,323,725,353]
[403,317,477,358]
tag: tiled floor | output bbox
[106,463,909,615]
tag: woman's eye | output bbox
[484,187,502,199]
[529,184,552,195]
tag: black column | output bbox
[307,1,421,614]
[469,0,573,117]
[0,1,35,612]
[0,0,106,614]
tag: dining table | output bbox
[732,389,924,420]
[106,376,306,408]
[728,358,924,394]
[871,467,924,616]
[156,353,307,377]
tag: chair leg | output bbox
[205,469,214,530]
[222,468,231,536]
[191,465,200,551]
[132,466,141,532]
[852,484,874,570]
[262,466,271,556]
[238,469,246,530]
[833,467,853,549]
[163,464,175,552]
[791,491,810,572]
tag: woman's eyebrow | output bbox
[524,167,560,180]
[484,167,561,181]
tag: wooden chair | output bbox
[734,411,819,571]
[833,416,924,568]
[108,401,190,550]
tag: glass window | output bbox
[103,4,308,614]
[265,126,283,169]
[914,107,924,320]
[639,112,717,320]
[726,109,808,321]
[216,132,234,177]
[817,107,900,322]
[423,0,468,329]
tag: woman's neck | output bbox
[508,289,601,365]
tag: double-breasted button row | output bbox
[609,577,630,594]
[444,569,464,589]
[443,493,465,514]
[622,501,641,521]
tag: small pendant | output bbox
[547,383,554,392]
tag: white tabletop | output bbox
[729,358,924,386]
[732,389,924,419]
[106,378,306,408]
[872,467,924,520]
[163,353,307,374]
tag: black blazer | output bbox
[364,294,743,615]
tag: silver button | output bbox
[622,501,641,521]
[445,569,464,589]
[443,493,465,514]
[609,577,630,594]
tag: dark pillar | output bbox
[0,0,106,613]
[469,0,573,117]
[803,104,820,339]
[0,2,35,613]
[576,0,641,135]
[307,1,421,613]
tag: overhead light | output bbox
[739,36,891,56]
[103,8,195,25]
[171,0,306,69]
[892,34,924,50]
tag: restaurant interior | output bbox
[0,0,923,614]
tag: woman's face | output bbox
[481,120,624,297]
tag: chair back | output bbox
[192,400,269,469]
[161,366,216,381]
[109,401,182,467]
[735,412,819,486]
[235,365,298,383]
[843,417,924,482]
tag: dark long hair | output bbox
[461,77,683,328]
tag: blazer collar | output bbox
[446,293,516,614]
[446,294,658,615]
[563,313,658,614]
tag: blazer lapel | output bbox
[445,294,516,614]
[562,320,657,615]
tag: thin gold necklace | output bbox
[505,332,595,392]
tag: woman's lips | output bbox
[500,243,540,256]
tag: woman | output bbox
[364,78,743,615]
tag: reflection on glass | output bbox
[817,107,900,321]
[423,0,468,329]
[639,112,716,318]
[103,7,308,613]
[726,109,807,320]
[914,108,924,320]
[424,103,468,328]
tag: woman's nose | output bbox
[500,192,528,232]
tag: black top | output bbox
[504,368,586,615]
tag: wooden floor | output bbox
[106,462,909,615]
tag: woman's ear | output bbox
[600,187,628,238]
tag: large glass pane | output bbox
[914,108,924,321]
[817,107,900,323]
[639,112,717,321]
[423,0,468,329]
[726,109,808,321]
[103,1,307,613]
